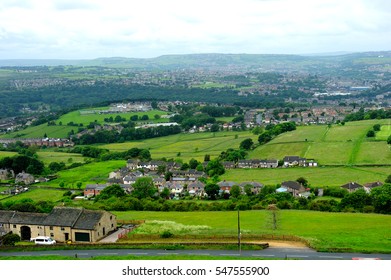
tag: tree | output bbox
[132,177,156,199]
[189,158,199,169]
[258,131,273,145]
[160,187,171,199]
[387,135,391,145]
[373,124,381,131]
[340,189,372,211]
[230,185,241,198]
[386,174,391,184]
[239,138,254,150]
[371,183,391,214]
[157,165,166,175]
[204,183,220,200]
[296,177,308,187]
[366,130,375,137]
[96,184,126,200]
[205,159,225,177]
[76,182,82,190]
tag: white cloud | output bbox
[0,0,390,58]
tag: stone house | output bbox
[281,181,306,197]
[15,172,35,185]
[0,207,117,242]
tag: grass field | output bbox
[0,109,169,139]
[376,120,391,140]
[221,166,391,187]
[249,119,391,165]
[39,160,126,187]
[114,210,391,253]
[58,109,169,126]
[99,131,259,162]
[0,188,66,203]
[0,151,17,157]
[37,151,88,166]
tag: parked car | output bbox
[30,236,56,245]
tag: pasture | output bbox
[114,210,391,253]
[37,151,88,166]
[99,131,258,162]
[0,109,169,139]
[57,109,168,126]
[39,160,126,187]
[249,119,391,165]
[221,166,391,187]
[0,188,66,203]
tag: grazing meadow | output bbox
[114,210,391,253]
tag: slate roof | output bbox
[364,181,383,189]
[73,209,105,230]
[0,210,17,223]
[239,181,264,188]
[9,211,48,225]
[281,181,303,190]
[43,207,83,227]
[341,182,363,190]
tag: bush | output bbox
[160,231,174,239]
[2,233,21,246]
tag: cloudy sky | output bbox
[0,0,390,59]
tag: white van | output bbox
[30,236,56,245]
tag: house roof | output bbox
[281,181,303,190]
[43,207,83,227]
[364,181,383,189]
[341,182,364,190]
[73,209,105,230]
[0,210,17,223]
[239,181,264,188]
[10,212,48,225]
[283,156,305,162]
[217,181,237,187]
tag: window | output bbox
[50,233,54,237]
[61,227,65,231]
[13,225,16,228]
[50,226,53,230]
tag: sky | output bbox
[0,0,390,59]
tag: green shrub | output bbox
[160,231,174,238]
[2,233,21,246]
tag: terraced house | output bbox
[0,207,117,243]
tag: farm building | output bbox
[0,207,117,243]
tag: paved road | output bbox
[0,246,390,260]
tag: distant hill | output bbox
[1,51,390,70]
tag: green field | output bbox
[376,121,391,140]
[221,166,391,187]
[0,109,169,139]
[249,119,391,165]
[1,124,74,139]
[114,210,391,253]
[37,151,88,166]
[99,131,259,162]
[58,109,168,126]
[39,160,126,187]
[0,151,17,157]
[0,188,66,203]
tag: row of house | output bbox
[0,138,74,148]
[84,179,266,199]
[0,207,117,243]
[126,156,317,173]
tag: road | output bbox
[0,246,390,260]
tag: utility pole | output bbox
[238,208,241,254]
